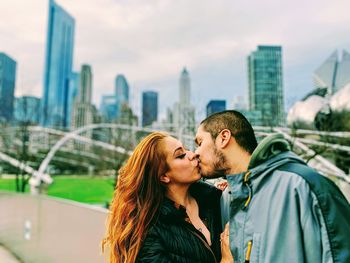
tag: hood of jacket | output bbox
[225,133,306,196]
[249,133,290,169]
[248,133,305,177]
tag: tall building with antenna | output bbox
[172,67,196,138]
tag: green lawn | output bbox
[0,176,115,205]
[0,177,19,192]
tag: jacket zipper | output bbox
[188,228,218,263]
[243,171,252,209]
[245,240,253,263]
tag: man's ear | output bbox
[160,173,170,184]
[217,129,231,149]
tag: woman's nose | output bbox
[187,151,199,162]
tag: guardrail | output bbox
[0,192,108,263]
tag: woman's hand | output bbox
[220,223,234,263]
[215,181,228,191]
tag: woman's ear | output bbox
[217,129,231,149]
[160,173,170,184]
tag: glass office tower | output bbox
[0,52,16,122]
[115,74,129,120]
[142,91,158,127]
[42,0,75,128]
[206,100,226,117]
[248,45,285,126]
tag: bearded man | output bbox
[195,110,350,263]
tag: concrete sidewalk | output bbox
[0,245,21,263]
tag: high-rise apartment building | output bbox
[248,45,284,126]
[42,0,75,128]
[142,91,158,127]
[71,65,94,130]
[313,50,350,94]
[206,100,226,117]
[79,65,92,104]
[0,52,16,122]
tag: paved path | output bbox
[0,245,21,263]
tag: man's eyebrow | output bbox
[173,147,183,156]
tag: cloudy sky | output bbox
[1,0,349,120]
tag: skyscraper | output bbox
[142,91,158,127]
[313,50,350,94]
[66,71,79,127]
[179,68,191,105]
[0,52,16,122]
[14,96,41,124]
[172,67,196,141]
[100,95,117,122]
[71,65,94,129]
[248,45,284,126]
[77,65,92,104]
[206,100,226,117]
[115,74,129,120]
[42,0,75,128]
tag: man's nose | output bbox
[194,148,199,155]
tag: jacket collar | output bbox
[158,181,222,220]
[159,197,187,220]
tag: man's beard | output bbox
[202,147,229,179]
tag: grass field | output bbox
[0,175,115,205]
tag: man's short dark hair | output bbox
[200,110,258,154]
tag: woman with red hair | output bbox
[103,132,232,263]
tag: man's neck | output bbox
[226,151,251,175]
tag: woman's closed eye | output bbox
[176,153,186,159]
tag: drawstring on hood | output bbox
[242,134,292,209]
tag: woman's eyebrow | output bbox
[173,147,184,156]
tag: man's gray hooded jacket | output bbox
[221,134,350,263]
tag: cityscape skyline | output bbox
[1,0,350,121]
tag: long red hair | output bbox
[103,132,169,262]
